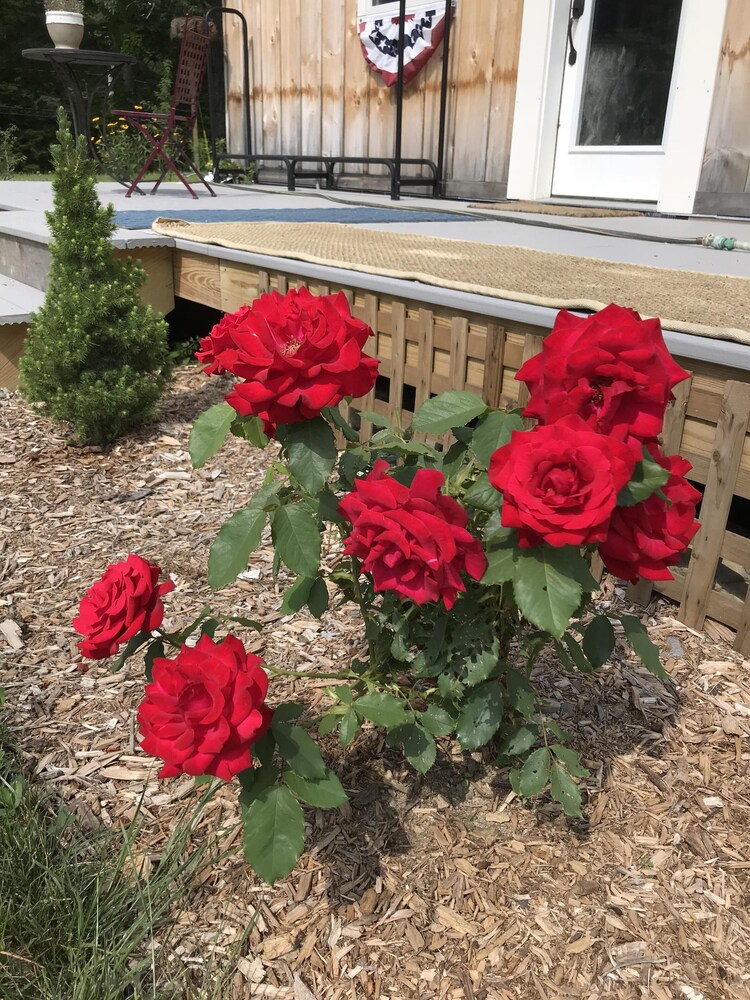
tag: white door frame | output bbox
[506,0,728,214]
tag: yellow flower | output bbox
[120,124,128,130]
[117,116,126,121]
[133,104,143,110]
[91,116,100,123]
[107,121,117,128]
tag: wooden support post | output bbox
[357,293,379,442]
[388,301,406,428]
[482,322,506,409]
[440,316,469,449]
[413,308,435,442]
[735,588,750,657]
[679,381,750,631]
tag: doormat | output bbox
[116,206,481,230]
[469,201,645,218]
[152,218,750,344]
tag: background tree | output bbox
[1,0,216,171]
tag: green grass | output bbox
[0,706,250,999]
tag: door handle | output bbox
[567,0,585,66]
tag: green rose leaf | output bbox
[239,762,280,807]
[464,632,502,687]
[551,744,589,777]
[549,760,584,817]
[242,785,304,884]
[285,417,338,494]
[620,614,669,681]
[317,712,340,737]
[208,505,267,590]
[517,746,551,797]
[513,547,598,640]
[455,681,504,750]
[560,632,594,673]
[353,692,410,729]
[358,411,391,428]
[497,723,539,759]
[582,614,616,669]
[231,414,269,448]
[507,669,536,718]
[112,631,151,671]
[389,722,436,774]
[321,406,360,442]
[189,402,235,469]
[281,577,327,618]
[419,705,456,737]
[339,708,360,747]
[471,411,524,469]
[272,721,326,779]
[463,473,502,513]
[143,638,165,683]
[411,390,488,435]
[618,447,671,506]
[272,702,305,723]
[284,768,348,808]
[271,504,321,578]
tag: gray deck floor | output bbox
[2,179,750,278]
[2,179,750,373]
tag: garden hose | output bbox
[702,234,750,252]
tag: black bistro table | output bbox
[22,48,137,163]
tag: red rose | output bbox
[516,304,690,445]
[73,555,175,660]
[488,415,635,548]
[138,633,273,781]
[599,447,701,582]
[338,459,487,610]
[196,287,379,429]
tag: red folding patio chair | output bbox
[115,15,216,199]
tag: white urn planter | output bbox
[45,11,84,49]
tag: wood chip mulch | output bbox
[2,365,750,1000]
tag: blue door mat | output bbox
[115,206,481,230]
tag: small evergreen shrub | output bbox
[20,110,171,447]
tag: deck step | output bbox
[0,275,44,391]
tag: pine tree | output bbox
[20,110,171,447]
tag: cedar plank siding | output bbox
[224,0,524,198]
[695,0,750,216]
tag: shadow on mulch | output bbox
[303,656,683,892]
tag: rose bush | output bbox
[75,290,700,885]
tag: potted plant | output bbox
[44,0,84,49]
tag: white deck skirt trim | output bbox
[171,238,750,373]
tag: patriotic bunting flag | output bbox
[358,4,447,87]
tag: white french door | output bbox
[551,0,685,201]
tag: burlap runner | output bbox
[468,201,643,218]
[152,218,750,345]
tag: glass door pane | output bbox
[578,0,683,147]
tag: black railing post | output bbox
[391,0,407,200]
[434,0,452,198]
[205,6,252,178]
